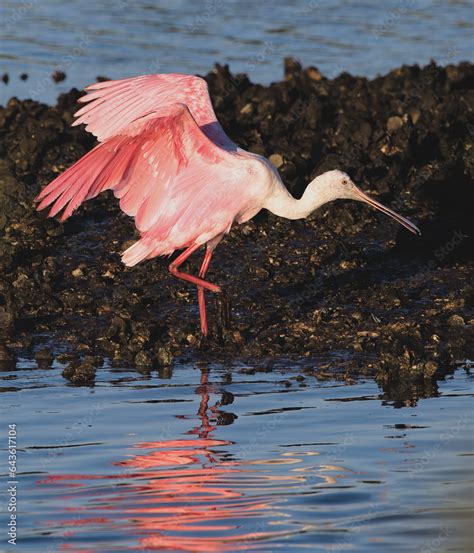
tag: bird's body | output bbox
[37,73,420,336]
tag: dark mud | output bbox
[1,60,473,401]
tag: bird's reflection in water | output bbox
[39,367,343,551]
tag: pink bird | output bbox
[36,73,420,336]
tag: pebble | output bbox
[62,358,96,385]
[269,154,284,168]
[52,70,66,83]
[134,350,153,370]
[240,103,253,115]
[35,348,53,362]
[156,347,173,367]
[408,108,421,125]
[447,314,465,327]
[305,67,322,81]
[387,116,404,131]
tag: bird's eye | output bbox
[341,178,348,186]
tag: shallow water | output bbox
[1,0,473,103]
[1,359,472,552]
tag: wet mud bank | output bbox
[0,60,473,399]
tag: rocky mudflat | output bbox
[0,60,473,401]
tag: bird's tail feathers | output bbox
[122,239,172,267]
[121,241,150,267]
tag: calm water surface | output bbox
[1,0,473,104]
[1,360,472,552]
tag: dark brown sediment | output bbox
[0,60,473,401]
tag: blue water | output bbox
[0,360,473,552]
[1,0,473,104]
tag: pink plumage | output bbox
[36,73,420,336]
[37,77,260,265]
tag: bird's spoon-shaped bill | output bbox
[354,187,421,236]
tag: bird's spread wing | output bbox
[72,73,234,148]
[37,103,247,264]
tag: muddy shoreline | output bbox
[0,60,473,400]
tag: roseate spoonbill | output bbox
[36,73,420,336]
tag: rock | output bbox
[52,70,66,83]
[156,347,173,367]
[424,361,438,376]
[447,314,465,327]
[35,348,53,362]
[62,358,96,385]
[387,116,404,132]
[240,103,253,115]
[134,350,153,370]
[0,308,15,338]
[0,345,14,366]
[305,67,323,81]
[284,57,302,79]
[408,108,421,125]
[269,154,284,168]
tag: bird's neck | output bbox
[264,183,326,220]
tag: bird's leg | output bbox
[168,244,221,336]
[197,246,231,336]
[169,244,221,293]
[197,247,214,336]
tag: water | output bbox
[1,0,473,104]
[1,360,472,552]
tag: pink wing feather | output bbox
[37,99,249,265]
[72,73,234,148]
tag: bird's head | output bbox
[306,169,420,235]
